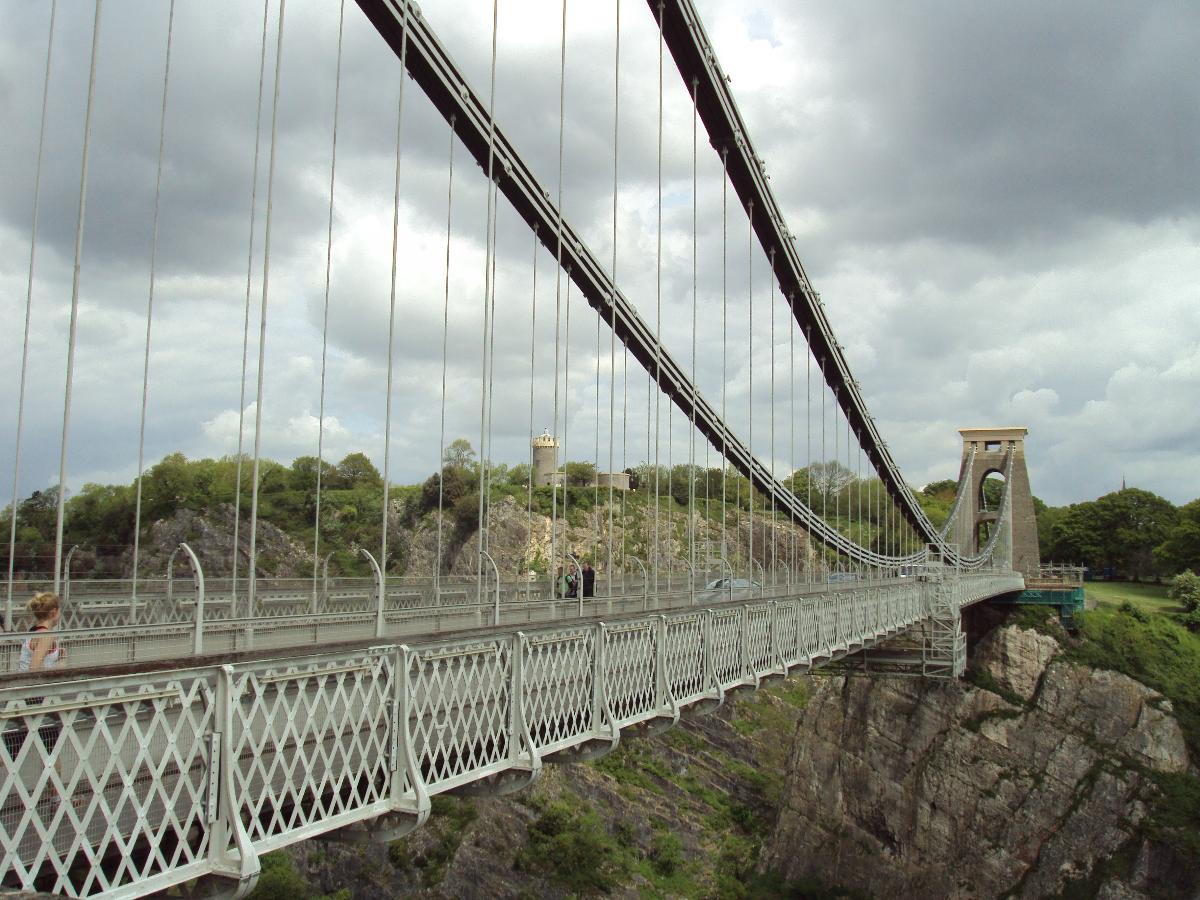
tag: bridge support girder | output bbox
[315,801,437,846]
[827,574,965,680]
[448,762,542,799]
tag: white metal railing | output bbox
[7,575,673,631]
[0,571,1023,899]
[0,577,917,674]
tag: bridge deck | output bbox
[0,572,1023,898]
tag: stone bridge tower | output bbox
[957,427,1040,575]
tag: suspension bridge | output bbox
[2,0,1039,896]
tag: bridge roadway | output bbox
[0,570,1022,898]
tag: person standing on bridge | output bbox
[5,592,69,782]
[18,592,65,672]
[582,562,596,598]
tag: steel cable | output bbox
[435,118,456,585]
[130,0,176,611]
[652,0,664,593]
[747,201,754,582]
[5,0,57,628]
[312,0,346,602]
[380,10,410,578]
[246,0,288,615]
[527,226,538,568]
[475,0,501,598]
[689,77,698,590]
[52,0,104,595]
[549,0,568,590]
[606,0,621,595]
[231,0,272,607]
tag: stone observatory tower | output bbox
[532,430,559,487]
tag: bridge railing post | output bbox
[392,645,431,827]
[178,542,205,656]
[717,556,734,605]
[655,615,667,715]
[481,550,502,626]
[359,548,385,638]
[628,556,648,612]
[209,664,261,894]
[592,622,606,738]
[702,608,715,696]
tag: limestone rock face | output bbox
[972,623,1059,701]
[763,625,1193,900]
[138,505,310,578]
[1036,662,1189,774]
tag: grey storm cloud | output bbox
[1,0,1198,513]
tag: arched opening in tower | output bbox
[975,470,1006,549]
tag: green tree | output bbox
[1049,488,1177,579]
[419,465,476,515]
[332,452,382,489]
[288,455,336,493]
[65,483,135,547]
[442,439,476,470]
[564,461,597,487]
[142,452,199,520]
[669,464,699,506]
[506,463,532,487]
[1101,488,1177,579]
[1036,500,1064,560]
[18,487,59,540]
[1156,498,1200,575]
[921,479,957,500]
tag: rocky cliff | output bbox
[131,494,813,581]
[764,622,1196,899]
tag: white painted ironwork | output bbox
[1,571,1022,897]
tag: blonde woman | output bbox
[19,591,65,672]
[5,592,69,781]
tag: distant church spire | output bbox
[1121,473,1127,491]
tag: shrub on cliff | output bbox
[1168,570,1200,613]
[1070,608,1200,752]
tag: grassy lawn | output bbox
[1085,579,1181,614]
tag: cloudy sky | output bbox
[1,0,1198,515]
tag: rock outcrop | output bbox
[763,625,1193,899]
[137,505,310,578]
[401,493,813,579]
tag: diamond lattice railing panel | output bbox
[796,601,818,661]
[817,599,836,653]
[664,615,705,702]
[229,654,393,844]
[884,589,898,630]
[835,597,851,647]
[408,640,512,789]
[863,590,879,637]
[710,612,742,688]
[602,624,657,725]
[775,602,800,666]
[522,629,595,751]
[1,675,215,897]
[746,605,773,674]
[855,592,870,637]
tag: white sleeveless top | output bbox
[18,627,61,672]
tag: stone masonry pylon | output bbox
[957,427,1040,575]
